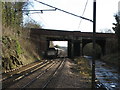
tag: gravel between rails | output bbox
[25,60,62,88]
[2,60,47,81]
[2,61,52,89]
[6,61,55,89]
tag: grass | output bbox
[74,57,92,77]
[15,40,22,55]
[73,57,92,88]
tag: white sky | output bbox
[24,0,120,46]
[53,41,68,47]
[25,0,120,32]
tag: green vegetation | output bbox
[105,38,118,54]
[101,53,120,68]
[69,57,91,88]
[2,2,28,28]
[101,12,120,70]
[1,1,42,71]
[54,45,60,48]
[49,41,54,48]
[2,36,23,70]
[112,12,120,52]
[74,57,92,77]
[15,40,22,55]
[83,43,102,59]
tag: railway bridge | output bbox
[30,28,116,58]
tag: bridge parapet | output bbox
[30,28,116,38]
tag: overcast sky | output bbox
[24,0,120,33]
[24,0,119,46]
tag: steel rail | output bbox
[20,58,65,89]
[21,61,56,89]
[1,60,48,82]
[42,58,66,89]
[2,60,53,89]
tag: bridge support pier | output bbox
[73,41,81,57]
[68,40,81,59]
[68,40,74,59]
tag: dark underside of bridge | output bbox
[47,37,81,58]
[30,28,116,58]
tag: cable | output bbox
[26,14,37,23]
[34,0,93,22]
[29,2,49,27]
[78,0,89,29]
[21,9,56,12]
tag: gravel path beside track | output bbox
[47,59,91,88]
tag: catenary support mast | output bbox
[92,0,96,89]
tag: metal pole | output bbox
[92,0,96,89]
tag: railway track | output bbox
[1,60,48,81]
[3,58,65,89]
[42,58,65,89]
[2,60,53,89]
[20,58,65,89]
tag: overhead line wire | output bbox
[26,14,37,23]
[29,2,49,27]
[78,0,89,29]
[34,0,93,22]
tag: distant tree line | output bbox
[112,12,120,52]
